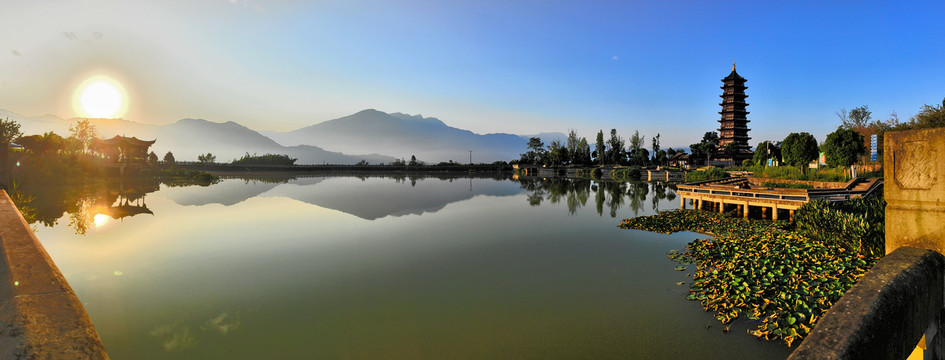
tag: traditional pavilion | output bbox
[92,136,156,163]
[717,64,753,162]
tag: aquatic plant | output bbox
[619,210,880,346]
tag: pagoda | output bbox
[717,63,752,160]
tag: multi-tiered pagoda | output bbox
[718,64,752,161]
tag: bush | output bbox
[794,197,885,257]
[231,153,297,166]
[611,168,641,181]
[685,167,728,182]
[760,182,814,189]
[591,168,603,179]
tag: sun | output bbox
[73,76,128,118]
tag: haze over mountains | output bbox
[1,108,564,165]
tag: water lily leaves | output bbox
[619,208,882,346]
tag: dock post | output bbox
[773,205,779,220]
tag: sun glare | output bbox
[73,76,128,118]
[93,214,110,228]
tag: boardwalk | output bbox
[676,177,884,220]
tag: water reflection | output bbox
[15,173,680,232]
[14,178,160,234]
[514,177,677,217]
[163,173,519,220]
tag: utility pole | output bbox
[469,150,472,165]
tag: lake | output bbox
[23,174,793,359]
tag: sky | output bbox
[1,0,943,148]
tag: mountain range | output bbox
[0,108,565,164]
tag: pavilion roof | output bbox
[96,135,156,147]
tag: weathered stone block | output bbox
[884,128,945,254]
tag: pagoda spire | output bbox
[717,65,752,160]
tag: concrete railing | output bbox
[0,190,109,359]
[789,247,945,359]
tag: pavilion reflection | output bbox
[15,177,160,234]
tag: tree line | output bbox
[751,98,945,169]
[519,129,683,167]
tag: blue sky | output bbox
[1,0,943,148]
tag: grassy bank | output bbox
[619,198,883,346]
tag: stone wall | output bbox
[0,190,109,359]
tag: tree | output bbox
[907,97,945,130]
[147,151,159,164]
[522,137,546,164]
[723,142,740,158]
[752,141,780,166]
[576,138,591,166]
[164,151,176,164]
[547,140,564,166]
[0,118,22,170]
[607,129,625,165]
[566,129,580,164]
[690,132,719,165]
[842,105,872,132]
[594,130,605,166]
[651,133,661,163]
[409,155,419,166]
[781,132,819,169]
[69,119,97,153]
[0,118,22,146]
[822,127,866,167]
[197,153,216,163]
[627,130,644,166]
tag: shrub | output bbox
[760,182,814,189]
[794,197,885,257]
[231,153,297,166]
[685,167,728,182]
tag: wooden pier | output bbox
[676,177,883,220]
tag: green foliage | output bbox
[794,197,886,257]
[197,153,216,164]
[760,182,814,189]
[163,151,176,164]
[69,119,96,153]
[611,168,640,181]
[521,137,546,164]
[14,152,104,183]
[591,167,603,179]
[690,132,720,165]
[0,117,23,145]
[840,105,872,131]
[619,210,880,346]
[752,141,780,166]
[231,153,297,166]
[822,127,866,167]
[782,132,819,168]
[755,165,849,182]
[903,97,945,130]
[607,129,626,165]
[158,168,219,187]
[594,130,605,166]
[685,167,728,182]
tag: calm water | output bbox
[25,174,793,359]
